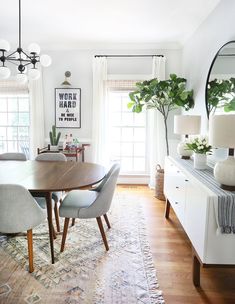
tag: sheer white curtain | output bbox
[91,57,108,165]
[148,56,166,188]
[29,68,45,159]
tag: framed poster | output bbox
[55,88,81,128]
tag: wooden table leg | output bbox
[164,199,171,219]
[193,252,201,287]
[45,192,55,264]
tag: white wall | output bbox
[42,47,182,156]
[182,0,235,132]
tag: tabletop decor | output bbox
[0,187,164,304]
[49,125,61,150]
[174,115,201,159]
[186,136,212,170]
[55,87,81,128]
[209,114,235,190]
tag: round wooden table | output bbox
[0,160,106,263]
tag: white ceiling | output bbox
[0,0,220,50]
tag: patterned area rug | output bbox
[0,190,164,304]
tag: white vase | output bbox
[194,153,207,170]
[50,145,58,151]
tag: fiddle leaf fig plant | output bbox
[207,77,235,116]
[128,74,194,155]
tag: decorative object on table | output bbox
[174,115,201,159]
[55,88,81,128]
[0,187,164,303]
[63,133,80,151]
[49,125,61,151]
[209,114,235,190]
[0,0,51,82]
[128,74,194,155]
[155,164,165,201]
[61,71,71,86]
[186,136,212,170]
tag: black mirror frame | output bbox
[205,40,235,119]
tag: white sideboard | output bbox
[164,156,235,286]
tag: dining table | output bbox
[0,160,106,264]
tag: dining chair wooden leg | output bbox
[61,218,70,252]
[27,229,34,273]
[103,214,111,229]
[54,203,60,232]
[52,224,57,239]
[96,217,109,251]
[71,218,76,226]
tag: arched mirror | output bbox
[205,41,235,119]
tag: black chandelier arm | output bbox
[22,61,34,67]
[21,49,33,60]
[6,59,20,66]
[5,49,19,59]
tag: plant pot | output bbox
[194,153,207,170]
[50,145,58,151]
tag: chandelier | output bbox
[0,0,51,82]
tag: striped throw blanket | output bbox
[175,158,235,234]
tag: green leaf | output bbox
[127,102,134,109]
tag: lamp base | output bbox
[181,156,190,160]
[214,156,235,189]
[220,184,235,191]
[177,142,193,159]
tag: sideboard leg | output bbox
[164,199,170,219]
[193,253,201,287]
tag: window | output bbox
[107,89,147,174]
[0,95,30,157]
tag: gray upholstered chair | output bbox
[0,184,46,273]
[59,163,120,252]
[0,152,27,161]
[35,152,67,232]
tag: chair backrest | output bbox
[0,184,46,233]
[0,152,27,161]
[35,152,67,161]
[91,164,115,192]
[79,163,120,218]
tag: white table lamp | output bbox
[209,114,235,190]
[174,115,201,159]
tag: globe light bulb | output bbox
[28,68,40,80]
[0,39,10,52]
[0,66,11,79]
[28,43,40,54]
[40,54,52,67]
[16,73,28,83]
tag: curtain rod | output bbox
[94,54,164,58]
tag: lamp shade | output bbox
[174,115,201,135]
[209,114,235,148]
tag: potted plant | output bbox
[49,125,61,151]
[185,136,212,170]
[128,74,194,155]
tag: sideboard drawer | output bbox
[164,158,187,226]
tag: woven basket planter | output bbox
[155,164,165,201]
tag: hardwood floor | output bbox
[117,185,235,304]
